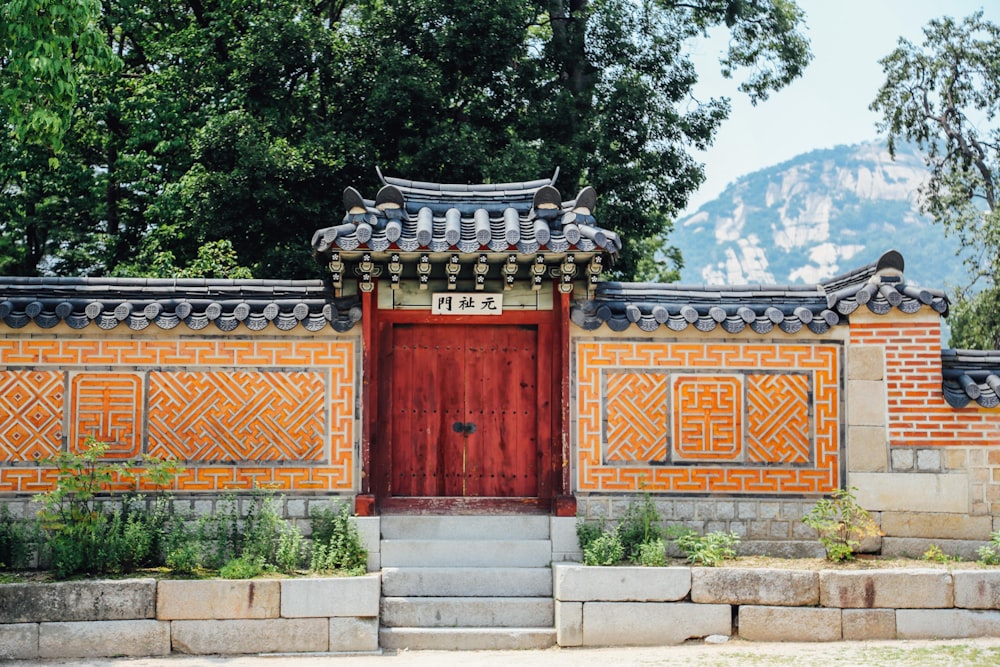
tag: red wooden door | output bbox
[387,324,540,498]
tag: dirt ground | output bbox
[10,638,1000,667]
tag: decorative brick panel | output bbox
[576,341,840,494]
[0,339,356,493]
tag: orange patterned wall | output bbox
[0,338,356,493]
[575,340,841,494]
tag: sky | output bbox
[683,0,999,215]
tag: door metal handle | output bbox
[452,421,476,435]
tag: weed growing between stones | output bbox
[977,532,1000,565]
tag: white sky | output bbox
[683,0,999,214]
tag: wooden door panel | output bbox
[387,323,542,499]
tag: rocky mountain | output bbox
[672,142,968,291]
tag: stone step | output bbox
[380,515,550,540]
[380,539,551,568]
[379,627,556,651]
[381,567,553,597]
[381,596,553,628]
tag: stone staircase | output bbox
[378,515,556,650]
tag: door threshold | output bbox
[379,497,551,515]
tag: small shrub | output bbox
[636,537,667,567]
[978,531,1000,565]
[219,554,267,579]
[617,493,664,562]
[576,519,604,553]
[802,486,882,562]
[582,528,625,566]
[922,544,958,563]
[671,528,739,567]
[0,505,36,570]
[308,503,367,575]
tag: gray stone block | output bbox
[820,569,953,608]
[890,448,914,471]
[38,620,169,658]
[0,623,37,660]
[0,579,156,623]
[550,516,581,562]
[381,566,550,597]
[852,473,967,513]
[380,596,552,628]
[380,515,549,540]
[329,616,379,652]
[171,618,328,654]
[555,601,583,647]
[882,537,987,561]
[880,512,992,540]
[379,627,555,650]
[736,540,826,558]
[380,539,551,567]
[281,574,380,618]
[157,579,279,620]
[916,449,942,471]
[738,606,841,642]
[582,602,731,646]
[691,568,818,606]
[842,609,896,640]
[553,564,690,602]
[896,608,1000,639]
[954,570,1000,609]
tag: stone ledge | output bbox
[171,618,329,654]
[281,574,380,618]
[896,608,1000,639]
[553,563,690,602]
[157,579,280,620]
[582,602,731,646]
[0,623,37,660]
[820,569,953,608]
[39,620,170,658]
[692,568,818,606]
[0,579,156,623]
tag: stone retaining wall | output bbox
[553,564,1000,646]
[0,575,380,660]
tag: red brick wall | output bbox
[851,319,1000,447]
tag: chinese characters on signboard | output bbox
[431,293,504,315]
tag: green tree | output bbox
[1,0,117,152]
[1,0,810,281]
[872,11,1000,349]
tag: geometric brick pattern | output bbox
[0,338,356,493]
[69,373,143,458]
[747,373,810,463]
[672,375,742,461]
[147,371,325,462]
[575,341,840,494]
[604,371,668,462]
[0,370,63,462]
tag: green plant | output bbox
[197,488,304,574]
[0,505,36,570]
[308,503,367,575]
[636,537,667,567]
[35,437,182,578]
[922,544,958,563]
[671,528,740,567]
[802,486,882,562]
[582,528,625,566]
[617,493,664,562]
[219,554,267,579]
[576,518,605,553]
[978,531,1000,565]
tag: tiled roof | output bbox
[311,169,622,261]
[0,277,360,333]
[571,250,950,335]
[942,349,1000,409]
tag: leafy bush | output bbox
[576,519,604,553]
[219,554,267,579]
[922,544,958,563]
[670,527,740,567]
[617,494,664,562]
[0,505,36,570]
[636,538,667,567]
[802,487,882,562]
[308,503,367,575]
[198,489,305,574]
[978,532,1000,565]
[582,528,625,566]
[36,438,182,578]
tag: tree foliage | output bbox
[872,11,1000,348]
[1,0,811,280]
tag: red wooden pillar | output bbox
[554,287,576,517]
[355,285,376,516]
